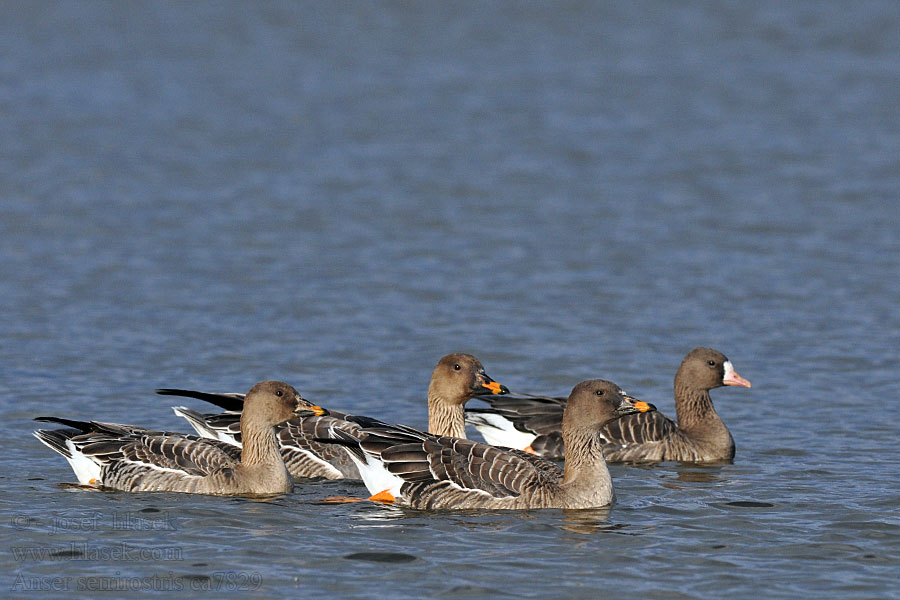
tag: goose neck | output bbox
[427,395,466,438]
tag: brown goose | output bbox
[323,379,655,509]
[156,353,509,480]
[465,347,751,462]
[33,381,323,496]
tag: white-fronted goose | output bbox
[156,353,509,480]
[465,347,751,462]
[34,381,324,496]
[323,380,655,509]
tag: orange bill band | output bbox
[633,400,652,413]
[310,405,326,416]
[475,372,509,395]
[483,381,504,394]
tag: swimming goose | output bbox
[34,381,323,496]
[466,347,750,462]
[158,391,361,479]
[323,379,655,509]
[156,353,509,480]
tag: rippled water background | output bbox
[2,2,899,598]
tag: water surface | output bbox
[1,2,898,598]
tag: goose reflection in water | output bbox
[657,466,726,490]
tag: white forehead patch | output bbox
[723,361,734,377]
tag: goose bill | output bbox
[296,404,327,417]
[722,361,752,388]
[617,396,656,416]
[474,373,510,395]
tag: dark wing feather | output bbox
[35,417,162,438]
[160,387,358,479]
[466,394,567,458]
[120,434,237,475]
[529,433,564,458]
[468,395,683,461]
[191,409,355,445]
[156,389,247,411]
[36,418,241,477]
[599,410,679,448]
[202,412,243,436]
[467,394,567,435]
[361,426,557,504]
[277,414,362,478]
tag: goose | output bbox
[156,353,509,480]
[33,381,323,496]
[321,379,655,509]
[465,347,751,462]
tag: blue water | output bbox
[2,2,899,598]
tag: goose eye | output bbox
[453,364,461,371]
[595,390,604,397]
[707,360,716,367]
[275,390,284,397]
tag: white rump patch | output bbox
[466,413,536,450]
[64,440,103,485]
[343,452,406,500]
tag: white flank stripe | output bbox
[121,456,200,476]
[442,476,502,498]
